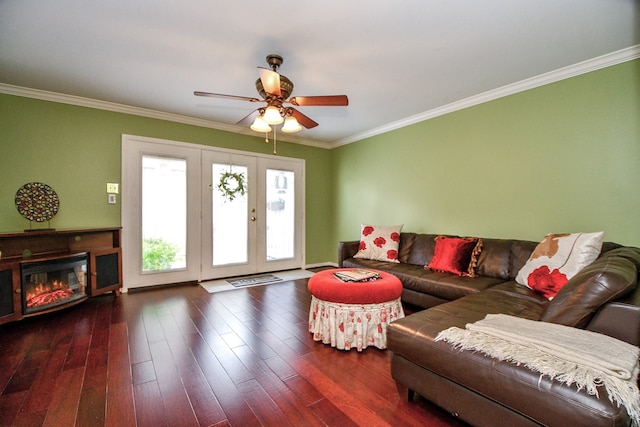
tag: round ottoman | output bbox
[308,268,404,351]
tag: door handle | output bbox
[250,216,256,221]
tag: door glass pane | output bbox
[212,163,248,266]
[266,169,295,260]
[142,156,187,272]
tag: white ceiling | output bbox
[1,0,638,147]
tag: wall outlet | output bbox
[107,183,119,194]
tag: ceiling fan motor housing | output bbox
[255,75,294,100]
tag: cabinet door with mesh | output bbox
[0,263,20,325]
[90,248,122,296]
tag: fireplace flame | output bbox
[26,280,75,308]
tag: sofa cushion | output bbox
[398,269,506,301]
[397,232,417,264]
[405,233,438,266]
[475,238,515,280]
[509,240,538,279]
[541,250,638,328]
[343,257,506,301]
[353,224,403,263]
[427,236,482,276]
[516,232,604,300]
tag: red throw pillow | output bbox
[427,236,482,276]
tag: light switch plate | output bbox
[108,194,117,204]
[107,183,119,194]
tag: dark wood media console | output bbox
[0,227,122,325]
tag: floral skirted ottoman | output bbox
[308,268,404,351]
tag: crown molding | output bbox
[331,44,640,148]
[0,83,330,149]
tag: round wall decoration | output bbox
[15,182,60,223]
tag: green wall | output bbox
[0,95,333,264]
[333,59,640,251]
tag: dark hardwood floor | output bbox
[0,277,468,426]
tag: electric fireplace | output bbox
[20,253,88,315]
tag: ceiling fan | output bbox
[194,54,348,134]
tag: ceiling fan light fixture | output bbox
[263,106,284,124]
[281,116,302,133]
[250,115,272,133]
[195,55,349,138]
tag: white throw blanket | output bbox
[435,314,640,425]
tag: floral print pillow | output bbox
[353,224,403,263]
[516,232,604,300]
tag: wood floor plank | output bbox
[233,345,326,426]
[141,303,167,345]
[0,353,24,394]
[127,314,152,365]
[132,360,156,385]
[0,390,28,427]
[189,299,234,336]
[257,329,390,426]
[133,380,168,427]
[83,333,109,388]
[263,354,297,381]
[3,349,48,394]
[188,333,262,427]
[42,366,84,427]
[109,293,127,325]
[161,291,200,336]
[149,339,200,427]
[77,315,109,426]
[236,378,293,426]
[166,335,228,426]
[76,385,106,426]
[283,374,324,406]
[12,336,70,424]
[105,321,136,427]
[63,312,94,371]
[303,348,432,426]
[308,397,360,427]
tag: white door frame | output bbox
[121,135,202,290]
[121,134,305,291]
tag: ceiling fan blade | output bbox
[289,95,349,106]
[194,91,261,102]
[289,108,319,129]
[258,67,281,96]
[236,109,261,126]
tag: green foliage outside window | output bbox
[143,237,178,271]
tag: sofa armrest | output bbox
[540,249,639,329]
[586,284,640,346]
[338,240,360,267]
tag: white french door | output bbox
[122,137,202,289]
[201,152,304,280]
[121,135,304,290]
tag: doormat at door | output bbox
[227,274,283,287]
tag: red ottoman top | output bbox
[308,269,403,304]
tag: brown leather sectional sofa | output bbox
[339,233,640,427]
